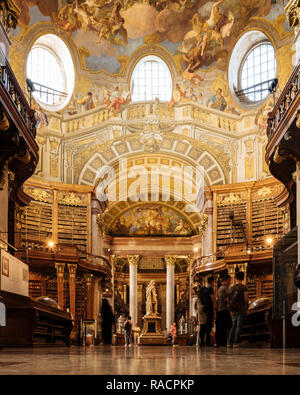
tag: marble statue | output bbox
[145,280,158,316]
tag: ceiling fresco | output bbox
[14,0,291,76]
[109,204,195,236]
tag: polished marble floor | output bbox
[0,345,300,375]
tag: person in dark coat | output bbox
[100,298,115,345]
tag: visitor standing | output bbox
[215,275,232,347]
[228,271,248,348]
[100,299,115,345]
[195,286,207,347]
[124,316,133,347]
[202,277,215,346]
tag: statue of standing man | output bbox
[146,280,158,316]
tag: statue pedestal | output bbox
[139,314,167,345]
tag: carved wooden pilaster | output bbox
[67,264,77,321]
[84,273,94,319]
[55,263,65,310]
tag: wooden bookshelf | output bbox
[217,203,247,248]
[58,205,87,258]
[251,198,284,242]
[22,201,52,243]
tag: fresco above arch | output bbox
[109,204,195,236]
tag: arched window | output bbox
[26,34,74,111]
[240,42,276,103]
[130,55,172,102]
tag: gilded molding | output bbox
[0,0,20,33]
[28,188,52,203]
[59,192,86,207]
[197,214,208,237]
[218,193,244,207]
[96,213,107,236]
[285,0,300,28]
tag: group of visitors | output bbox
[123,317,142,347]
[100,270,248,348]
[195,271,248,348]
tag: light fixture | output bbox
[48,240,54,248]
[266,237,273,245]
[193,247,199,253]
[246,248,251,254]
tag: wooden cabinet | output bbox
[0,290,73,347]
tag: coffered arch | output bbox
[77,134,228,187]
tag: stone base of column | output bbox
[139,314,166,345]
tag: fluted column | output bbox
[127,255,139,325]
[84,273,94,319]
[67,264,77,320]
[165,255,176,330]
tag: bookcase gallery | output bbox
[0,0,299,377]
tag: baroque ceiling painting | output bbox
[14,0,290,78]
[109,204,194,236]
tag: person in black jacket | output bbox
[100,298,115,345]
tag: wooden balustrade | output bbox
[0,61,36,136]
[267,61,300,139]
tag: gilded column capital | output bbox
[237,263,248,272]
[67,264,77,277]
[84,273,94,285]
[55,263,65,277]
[127,255,140,266]
[165,255,177,266]
[227,264,236,275]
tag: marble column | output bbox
[165,255,176,330]
[84,273,94,319]
[127,255,139,325]
[67,264,77,320]
[55,263,65,310]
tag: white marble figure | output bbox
[145,280,158,316]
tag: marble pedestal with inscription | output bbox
[139,314,167,345]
